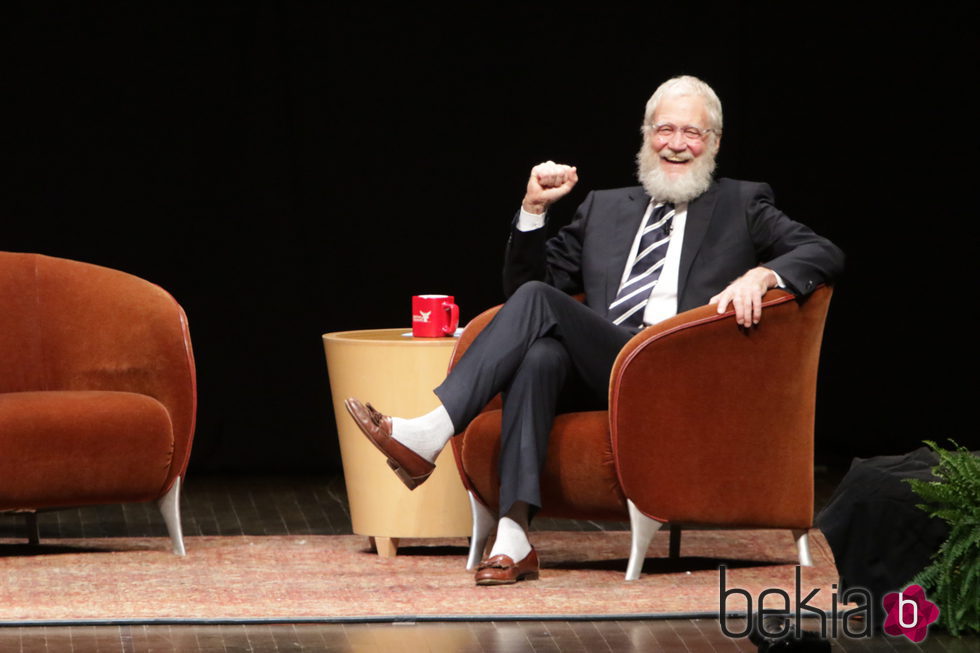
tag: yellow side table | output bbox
[323,328,472,557]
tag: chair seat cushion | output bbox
[459,409,628,520]
[0,391,174,509]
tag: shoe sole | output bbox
[386,458,431,490]
[475,571,540,586]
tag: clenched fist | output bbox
[522,161,579,214]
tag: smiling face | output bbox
[636,93,720,204]
[650,95,715,177]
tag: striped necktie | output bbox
[608,201,675,328]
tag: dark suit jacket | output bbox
[503,178,844,318]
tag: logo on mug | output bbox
[411,295,459,337]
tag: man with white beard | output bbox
[345,75,843,586]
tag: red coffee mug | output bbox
[412,294,459,337]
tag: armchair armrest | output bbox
[609,287,833,528]
[448,305,501,372]
[34,254,198,486]
[446,304,504,415]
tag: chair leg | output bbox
[26,511,40,545]
[793,528,813,566]
[157,476,186,556]
[669,524,681,559]
[626,499,664,581]
[466,491,496,570]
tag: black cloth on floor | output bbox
[815,447,950,622]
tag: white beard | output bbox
[635,142,716,204]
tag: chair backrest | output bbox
[610,287,833,528]
[0,252,198,484]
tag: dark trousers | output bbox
[434,281,635,517]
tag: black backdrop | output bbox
[4,4,977,473]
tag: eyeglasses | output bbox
[646,122,716,143]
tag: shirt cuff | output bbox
[772,270,786,289]
[516,207,546,232]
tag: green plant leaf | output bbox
[906,440,980,635]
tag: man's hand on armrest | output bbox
[709,266,779,328]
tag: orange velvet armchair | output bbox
[449,287,833,580]
[0,252,197,554]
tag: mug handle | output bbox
[443,302,459,334]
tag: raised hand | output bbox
[522,161,579,214]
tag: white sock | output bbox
[390,404,455,463]
[488,503,531,562]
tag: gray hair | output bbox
[643,75,723,134]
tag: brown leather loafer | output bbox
[343,398,435,490]
[474,547,540,586]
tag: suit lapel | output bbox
[603,187,651,310]
[677,181,719,305]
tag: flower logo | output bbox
[882,585,940,642]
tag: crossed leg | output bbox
[346,281,635,583]
[434,282,634,577]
